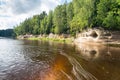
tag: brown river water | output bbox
[0,38,120,80]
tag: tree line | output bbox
[14,0,120,36]
[0,29,14,37]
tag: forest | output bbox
[0,29,14,37]
[14,0,120,36]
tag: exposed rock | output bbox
[38,34,42,38]
[48,33,54,38]
[75,28,120,44]
[17,34,34,39]
[17,33,74,43]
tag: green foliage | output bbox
[46,11,53,34]
[67,2,74,34]
[40,16,47,34]
[14,11,47,35]
[0,29,14,37]
[53,4,67,34]
[71,0,97,34]
[96,0,120,29]
[14,0,120,37]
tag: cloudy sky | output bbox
[0,0,72,30]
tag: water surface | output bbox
[0,38,120,80]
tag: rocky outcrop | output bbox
[17,34,34,39]
[75,28,120,44]
[17,33,74,42]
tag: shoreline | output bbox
[17,34,74,44]
[28,37,74,44]
[17,31,120,48]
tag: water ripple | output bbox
[60,51,98,80]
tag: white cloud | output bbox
[0,0,62,30]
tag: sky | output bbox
[0,0,72,30]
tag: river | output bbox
[0,38,120,80]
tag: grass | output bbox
[108,44,120,48]
[28,37,40,40]
[28,37,73,43]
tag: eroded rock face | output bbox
[76,28,111,39]
[75,28,120,43]
[89,31,98,38]
[111,31,120,39]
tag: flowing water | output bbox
[0,38,120,80]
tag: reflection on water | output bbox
[0,38,120,80]
[76,43,120,61]
[43,54,73,80]
[60,52,97,80]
